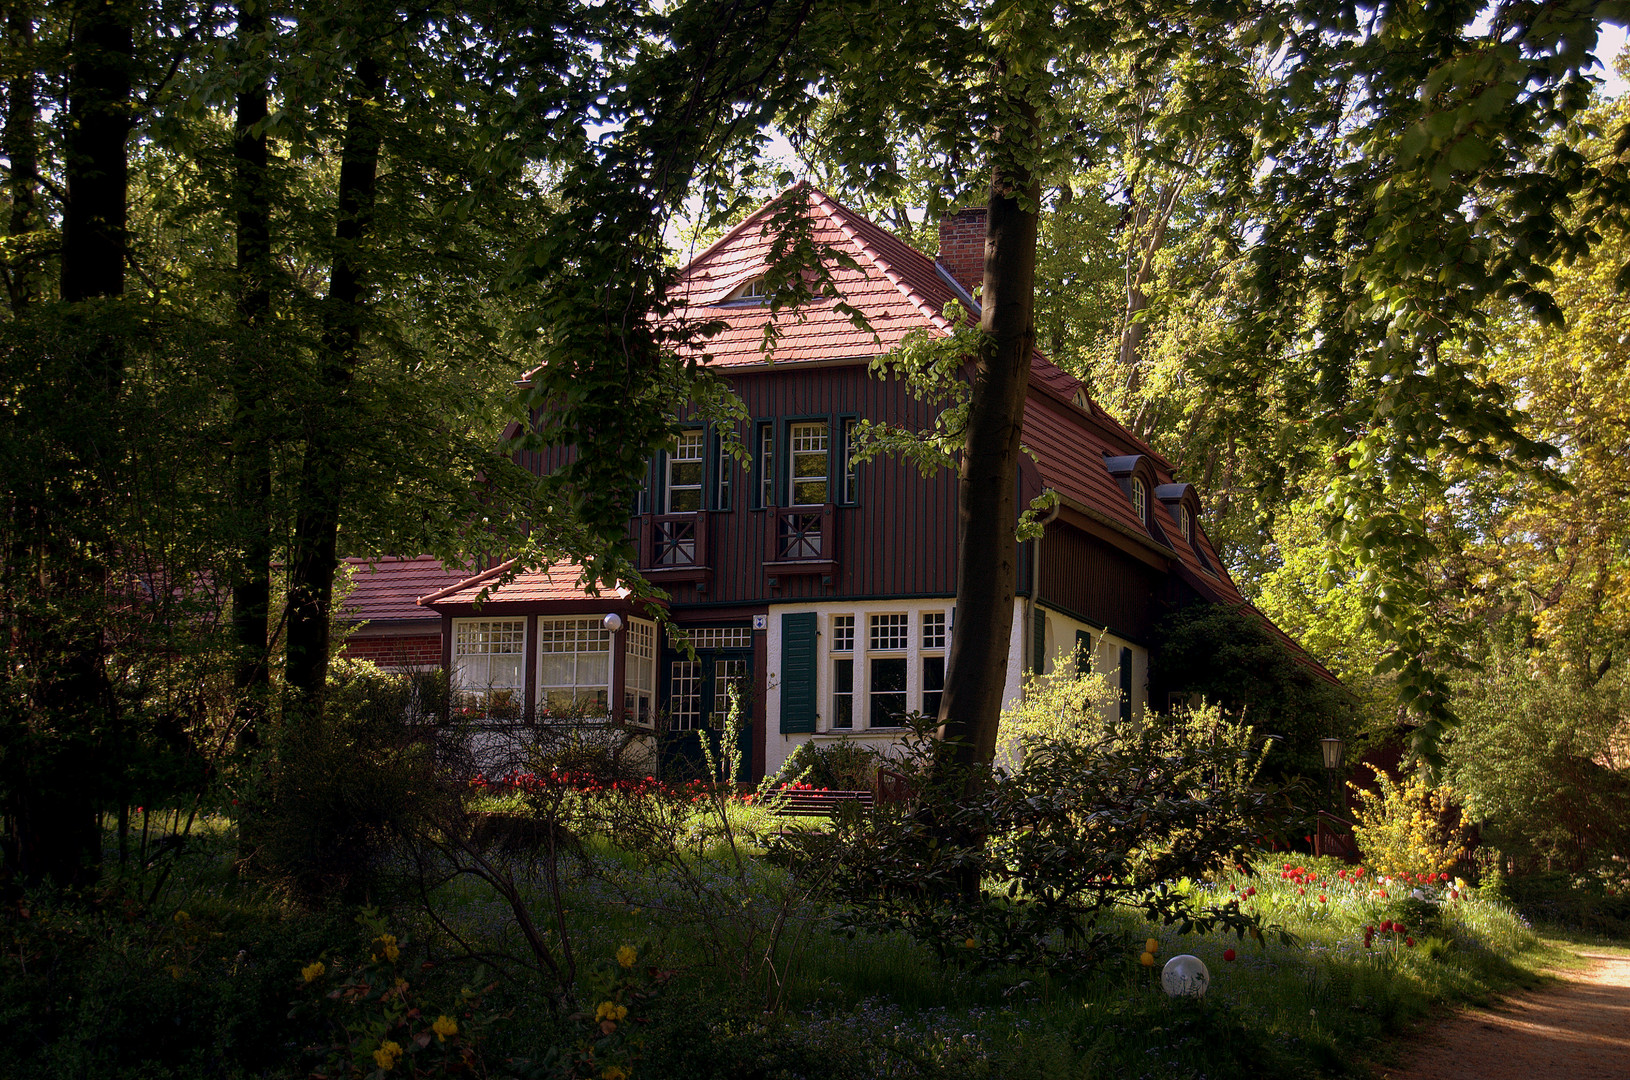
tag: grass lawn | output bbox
[0,813,1583,1080]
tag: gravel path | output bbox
[1379,951,1630,1080]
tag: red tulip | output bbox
[1223,949,1237,961]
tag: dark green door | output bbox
[660,633,754,781]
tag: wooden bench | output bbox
[769,789,875,818]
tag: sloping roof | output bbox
[340,557,471,623]
[673,184,1338,686]
[419,558,634,607]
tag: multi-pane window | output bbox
[624,618,656,725]
[1177,504,1191,541]
[537,618,611,717]
[1131,478,1147,524]
[669,660,702,731]
[832,615,855,728]
[667,430,704,513]
[921,611,947,719]
[716,438,732,510]
[789,422,829,506]
[453,619,525,713]
[832,615,855,652]
[714,658,748,720]
[669,627,753,651]
[869,613,908,651]
[758,423,775,506]
[868,614,909,726]
[841,418,859,504]
[728,278,768,302]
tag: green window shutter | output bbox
[779,612,818,733]
[1031,608,1047,675]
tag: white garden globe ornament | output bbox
[1161,954,1211,998]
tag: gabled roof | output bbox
[673,184,1338,686]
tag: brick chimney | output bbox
[937,206,987,295]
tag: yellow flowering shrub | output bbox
[1349,767,1461,878]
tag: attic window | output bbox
[1177,504,1191,541]
[1072,388,1089,410]
[1131,478,1147,524]
[725,278,769,303]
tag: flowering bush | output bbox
[1349,767,1463,878]
[291,910,501,1079]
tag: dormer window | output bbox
[1177,504,1191,541]
[1131,478,1147,524]
[726,277,769,303]
[1073,388,1090,410]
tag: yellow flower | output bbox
[1139,951,1155,967]
[613,1004,628,1021]
[616,944,637,969]
[432,1015,458,1042]
[373,934,401,963]
[1145,938,1160,955]
[373,1040,402,1071]
[596,1001,617,1021]
[964,938,977,949]
[173,910,190,925]
[301,961,326,983]
[601,1067,629,1080]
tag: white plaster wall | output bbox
[1032,606,1148,723]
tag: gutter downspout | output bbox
[1028,493,1062,677]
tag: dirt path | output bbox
[1379,951,1630,1080]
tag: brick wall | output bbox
[342,633,442,669]
[938,206,988,294]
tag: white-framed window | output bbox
[832,615,855,729]
[840,417,859,504]
[1177,504,1191,541]
[666,430,704,513]
[624,618,657,725]
[452,619,526,714]
[716,437,732,510]
[867,613,909,726]
[537,617,612,717]
[669,626,754,651]
[714,658,748,720]
[758,422,775,506]
[1132,477,1147,524]
[789,422,829,506]
[921,611,947,719]
[726,277,768,303]
[669,660,702,730]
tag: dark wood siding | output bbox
[1037,521,1166,644]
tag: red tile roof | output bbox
[339,557,471,623]
[419,558,633,607]
[672,184,1336,685]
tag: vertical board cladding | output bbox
[513,363,962,606]
[1031,606,1046,674]
[1037,521,1164,642]
[1118,646,1133,721]
[779,611,818,733]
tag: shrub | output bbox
[779,737,883,791]
[1348,767,1462,878]
[812,677,1296,982]
[243,660,439,902]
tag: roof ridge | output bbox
[418,558,518,606]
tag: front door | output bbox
[659,627,754,781]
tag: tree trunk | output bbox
[3,4,41,312]
[938,102,1041,772]
[231,0,273,746]
[10,0,134,887]
[283,53,384,714]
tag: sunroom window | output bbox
[452,619,525,716]
[537,617,612,718]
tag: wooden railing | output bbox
[1314,810,1361,862]
[637,511,707,571]
[764,503,837,567]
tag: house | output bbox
[345,186,1337,780]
